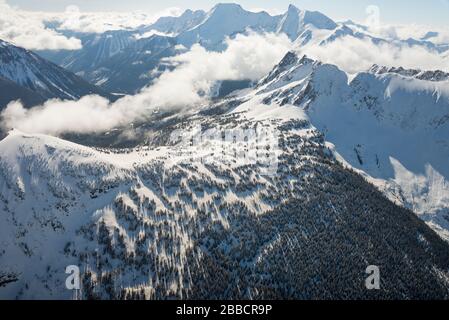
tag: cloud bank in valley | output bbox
[0,1,183,49]
[145,32,292,108]
[0,32,293,135]
[302,36,449,74]
[54,6,183,34]
[0,1,81,50]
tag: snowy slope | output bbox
[83,35,179,94]
[143,9,206,35]
[0,76,46,109]
[38,4,449,95]
[176,3,280,50]
[176,3,338,50]
[1,55,449,300]
[38,4,336,93]
[39,30,138,74]
[2,115,449,299]
[277,4,337,42]
[41,32,179,94]
[232,51,449,240]
[0,39,113,100]
[3,4,449,300]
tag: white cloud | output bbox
[303,36,449,74]
[345,20,449,45]
[51,6,183,34]
[0,1,183,48]
[145,32,292,108]
[0,32,292,135]
[0,1,81,50]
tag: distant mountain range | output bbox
[35,3,449,95]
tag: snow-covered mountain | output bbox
[3,3,449,301]
[37,3,449,95]
[277,4,337,42]
[81,35,179,94]
[40,30,138,76]
[39,31,180,94]
[176,3,280,49]
[2,50,449,299]
[38,4,341,93]
[235,51,449,240]
[0,39,113,101]
[174,3,338,49]
[143,9,206,35]
[1,111,449,299]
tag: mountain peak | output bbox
[211,3,244,13]
[277,5,337,41]
[278,51,300,67]
[258,51,319,88]
[302,10,337,30]
[180,8,205,18]
[287,4,301,13]
[421,31,439,41]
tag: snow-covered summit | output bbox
[277,4,337,41]
[177,3,278,49]
[144,9,206,35]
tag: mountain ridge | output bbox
[239,51,449,240]
[0,39,114,101]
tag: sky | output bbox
[6,0,449,27]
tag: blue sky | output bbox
[6,0,449,27]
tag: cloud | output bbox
[0,1,81,50]
[0,32,292,135]
[0,2,183,48]
[1,97,121,134]
[145,32,292,108]
[51,6,183,34]
[303,36,449,74]
[345,20,449,45]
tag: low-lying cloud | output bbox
[0,32,292,135]
[303,36,449,74]
[0,1,81,50]
[54,6,183,34]
[0,1,183,49]
[145,32,292,108]
[3,20,449,136]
